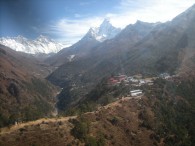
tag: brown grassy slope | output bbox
[0,45,59,127]
[0,116,77,146]
[0,96,160,146]
[81,97,158,146]
[0,44,54,78]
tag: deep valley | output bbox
[0,2,195,146]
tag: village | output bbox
[107,73,177,97]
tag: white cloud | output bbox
[46,0,195,44]
[110,0,195,28]
[45,17,103,44]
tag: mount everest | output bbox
[0,35,69,54]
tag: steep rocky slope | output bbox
[0,45,58,127]
[121,4,195,75]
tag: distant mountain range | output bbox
[0,19,121,55]
[47,4,195,89]
[0,35,69,54]
[46,20,160,85]
[45,19,121,66]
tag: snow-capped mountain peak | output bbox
[37,35,50,42]
[0,35,70,54]
[99,18,112,29]
[82,19,121,42]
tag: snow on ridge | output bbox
[0,35,70,54]
[82,19,121,42]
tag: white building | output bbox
[130,89,143,97]
[159,73,170,79]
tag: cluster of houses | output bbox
[107,74,154,87]
[107,73,179,97]
[108,75,128,85]
[159,73,171,79]
[107,74,153,97]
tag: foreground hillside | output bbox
[0,77,194,146]
[0,45,58,127]
[0,96,158,146]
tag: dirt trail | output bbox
[0,95,143,135]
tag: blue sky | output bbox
[0,0,195,45]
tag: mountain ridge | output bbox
[45,19,121,66]
[82,18,121,42]
[46,20,159,85]
[0,44,58,127]
[0,35,69,54]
